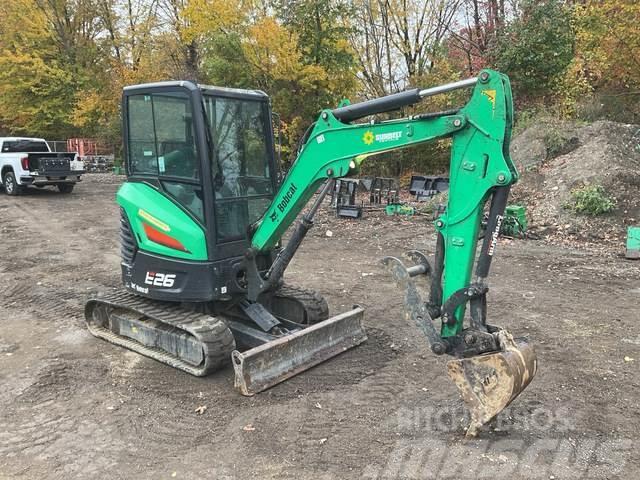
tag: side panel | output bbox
[122,250,217,301]
[117,181,208,261]
[0,154,20,175]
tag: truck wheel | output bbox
[3,171,23,196]
[57,184,74,194]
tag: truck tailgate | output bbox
[27,152,76,174]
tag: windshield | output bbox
[2,140,49,153]
[203,95,274,242]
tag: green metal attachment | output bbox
[250,69,518,339]
[627,226,640,259]
[503,205,528,237]
[117,182,208,261]
[385,204,415,216]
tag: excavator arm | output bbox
[251,70,513,336]
[243,69,536,435]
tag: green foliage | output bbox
[274,0,356,72]
[199,4,357,167]
[0,0,78,138]
[0,0,637,164]
[574,1,640,91]
[513,107,545,136]
[543,130,565,159]
[553,57,593,117]
[543,129,579,159]
[492,0,574,97]
[201,33,255,89]
[568,184,616,215]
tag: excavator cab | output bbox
[86,81,367,395]
[120,82,279,303]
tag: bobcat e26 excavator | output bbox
[85,69,536,435]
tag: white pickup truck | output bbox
[0,137,84,195]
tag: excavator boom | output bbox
[245,69,536,435]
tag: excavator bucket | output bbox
[447,330,537,437]
[232,306,367,395]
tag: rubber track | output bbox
[273,284,330,324]
[85,290,235,376]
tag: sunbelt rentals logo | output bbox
[362,130,402,145]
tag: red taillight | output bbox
[142,222,189,253]
[20,156,29,170]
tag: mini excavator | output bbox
[85,69,536,435]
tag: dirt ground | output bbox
[1,174,639,480]
[510,120,640,253]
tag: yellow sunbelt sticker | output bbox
[481,89,496,108]
[138,209,171,232]
[362,130,375,145]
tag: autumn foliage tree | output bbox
[0,0,638,171]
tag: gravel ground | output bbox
[0,174,638,479]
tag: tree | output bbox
[348,0,460,97]
[574,0,640,90]
[199,4,358,164]
[0,0,79,137]
[492,0,574,98]
[446,0,513,75]
[273,0,357,109]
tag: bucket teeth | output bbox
[233,306,367,395]
[447,330,537,437]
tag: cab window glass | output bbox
[203,96,273,200]
[128,92,202,221]
[127,93,198,180]
[2,140,49,153]
[153,95,198,180]
[203,95,274,243]
[162,181,204,222]
[128,95,157,175]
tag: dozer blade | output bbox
[232,306,366,395]
[447,330,537,437]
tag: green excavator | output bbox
[85,69,536,436]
